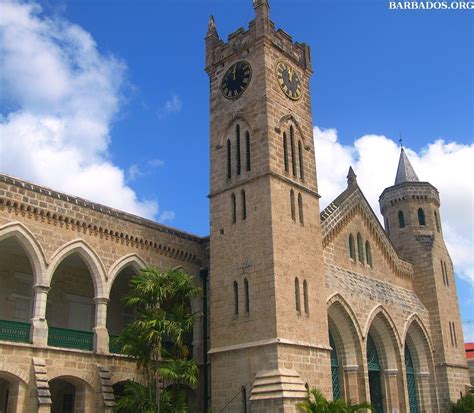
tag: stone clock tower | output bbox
[205,1,331,411]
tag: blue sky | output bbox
[0,0,472,336]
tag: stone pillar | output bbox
[343,365,360,403]
[31,285,50,346]
[416,371,433,411]
[93,297,109,354]
[383,369,401,413]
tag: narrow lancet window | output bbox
[231,193,237,224]
[245,131,251,172]
[298,141,304,179]
[365,241,372,268]
[418,208,426,226]
[349,234,355,260]
[290,126,296,176]
[295,277,301,313]
[303,280,309,314]
[398,211,405,228]
[241,189,247,221]
[244,278,250,313]
[236,124,241,176]
[290,190,296,222]
[283,133,289,172]
[227,139,232,179]
[234,281,239,315]
[298,193,304,225]
[357,233,364,263]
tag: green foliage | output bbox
[297,388,372,413]
[113,267,201,413]
[451,393,474,413]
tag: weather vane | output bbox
[399,132,403,149]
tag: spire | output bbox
[206,15,218,38]
[347,166,357,187]
[394,148,419,185]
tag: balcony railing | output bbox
[48,326,94,351]
[0,319,30,343]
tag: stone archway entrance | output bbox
[367,334,384,413]
[405,345,418,413]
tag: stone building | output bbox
[0,1,469,412]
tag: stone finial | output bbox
[347,166,357,187]
[394,148,419,185]
[253,0,270,8]
[206,15,218,38]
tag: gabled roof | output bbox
[395,148,419,185]
[320,168,413,280]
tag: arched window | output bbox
[244,278,249,313]
[405,345,419,412]
[298,193,304,225]
[234,281,239,315]
[329,332,341,400]
[349,234,355,260]
[236,124,241,176]
[283,132,289,173]
[357,233,364,263]
[290,126,296,176]
[441,260,446,286]
[434,211,441,232]
[245,131,251,172]
[290,190,296,222]
[231,193,237,224]
[227,139,232,179]
[294,277,301,313]
[298,141,304,179]
[303,280,309,314]
[241,190,247,220]
[418,208,426,226]
[398,210,406,228]
[365,241,372,268]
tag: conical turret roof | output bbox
[395,148,419,185]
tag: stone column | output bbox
[383,369,401,413]
[31,285,50,346]
[93,297,109,354]
[416,371,432,411]
[343,365,360,402]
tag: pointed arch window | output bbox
[444,261,449,287]
[245,131,251,172]
[236,124,241,176]
[298,140,304,179]
[298,193,304,225]
[303,280,309,314]
[365,240,372,268]
[234,281,239,315]
[417,208,426,226]
[244,278,250,313]
[241,386,247,413]
[294,277,301,313]
[405,345,419,413]
[227,139,232,179]
[441,260,446,286]
[283,132,289,172]
[330,332,341,400]
[231,193,237,224]
[357,233,364,263]
[290,190,296,222]
[290,125,296,176]
[398,210,406,228]
[241,189,247,221]
[349,234,355,260]
[434,211,441,232]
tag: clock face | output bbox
[276,61,302,100]
[221,61,252,99]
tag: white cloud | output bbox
[0,0,160,220]
[314,126,474,287]
[159,210,176,224]
[158,94,182,119]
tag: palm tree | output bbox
[297,388,372,413]
[114,267,201,412]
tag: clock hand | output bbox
[288,67,292,82]
[233,64,237,80]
